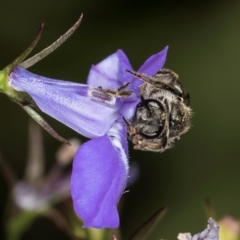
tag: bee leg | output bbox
[126,69,156,86]
[104,81,132,98]
[122,117,130,126]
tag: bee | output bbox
[125,68,192,152]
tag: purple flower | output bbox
[9,46,168,228]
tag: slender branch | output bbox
[45,208,85,240]
[130,207,167,240]
[25,119,45,184]
[20,104,70,145]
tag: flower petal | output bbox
[71,121,128,228]
[138,46,168,75]
[119,47,169,119]
[87,50,132,90]
[9,67,121,138]
[116,49,133,82]
[192,218,219,240]
[130,46,169,90]
[120,94,140,120]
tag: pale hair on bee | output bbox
[125,68,192,152]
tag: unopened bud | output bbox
[219,216,240,240]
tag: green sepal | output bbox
[0,15,83,145]
[5,23,44,74]
[0,67,32,103]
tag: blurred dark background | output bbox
[1,0,240,239]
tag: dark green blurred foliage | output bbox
[1,0,240,239]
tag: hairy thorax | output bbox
[127,68,192,152]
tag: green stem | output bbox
[7,210,39,240]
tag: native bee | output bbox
[125,68,192,152]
